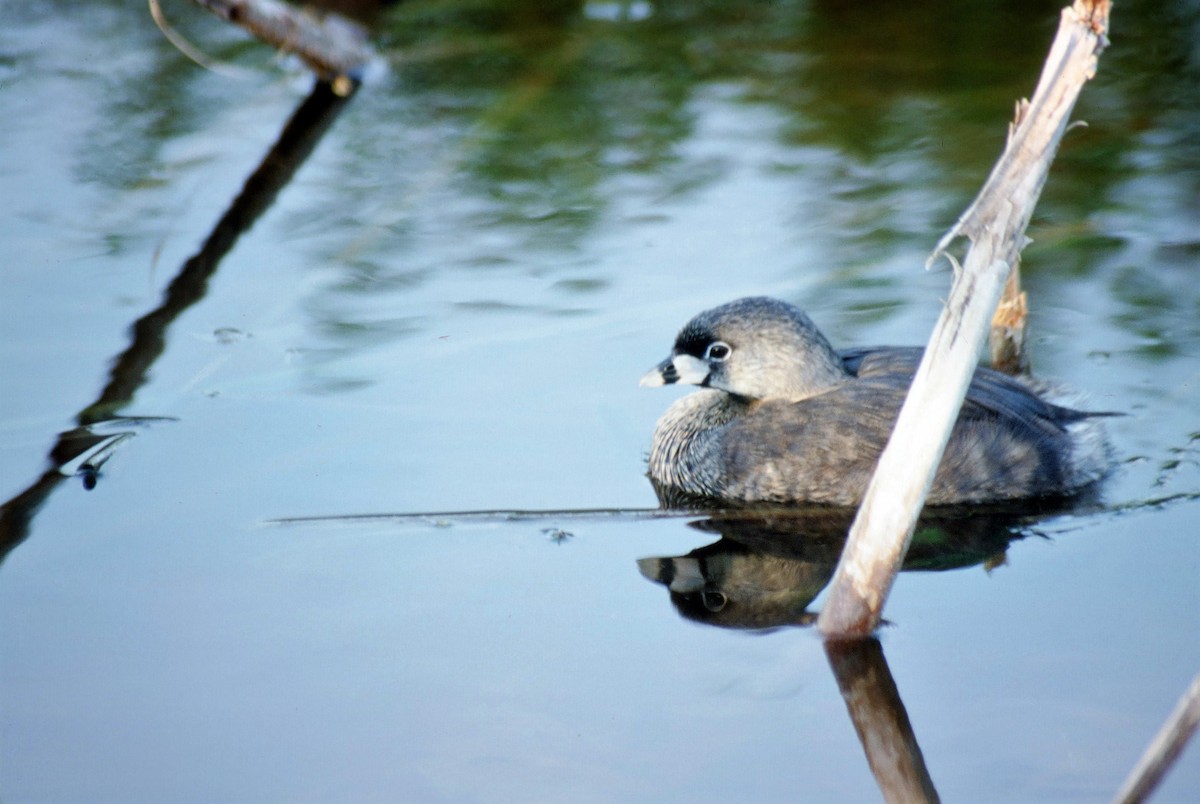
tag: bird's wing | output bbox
[837,346,1105,436]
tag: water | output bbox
[2,0,1198,800]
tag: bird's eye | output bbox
[705,341,732,361]
[701,590,728,612]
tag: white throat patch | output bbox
[671,353,711,386]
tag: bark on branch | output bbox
[817,0,1111,638]
[189,0,375,91]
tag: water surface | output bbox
[2,0,1198,800]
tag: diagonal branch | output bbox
[1113,673,1200,804]
[818,0,1111,638]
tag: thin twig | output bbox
[1112,674,1200,804]
[149,0,258,81]
[264,507,681,527]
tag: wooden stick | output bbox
[990,264,1030,376]
[817,0,1110,638]
[1112,673,1200,804]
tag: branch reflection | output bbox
[826,637,940,803]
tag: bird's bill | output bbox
[639,354,709,387]
[639,356,677,387]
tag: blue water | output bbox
[2,1,1197,800]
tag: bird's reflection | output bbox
[639,499,1096,803]
[639,499,1090,631]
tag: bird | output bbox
[640,296,1114,507]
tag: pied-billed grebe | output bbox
[641,296,1113,506]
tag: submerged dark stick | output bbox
[81,79,354,424]
[0,79,356,564]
